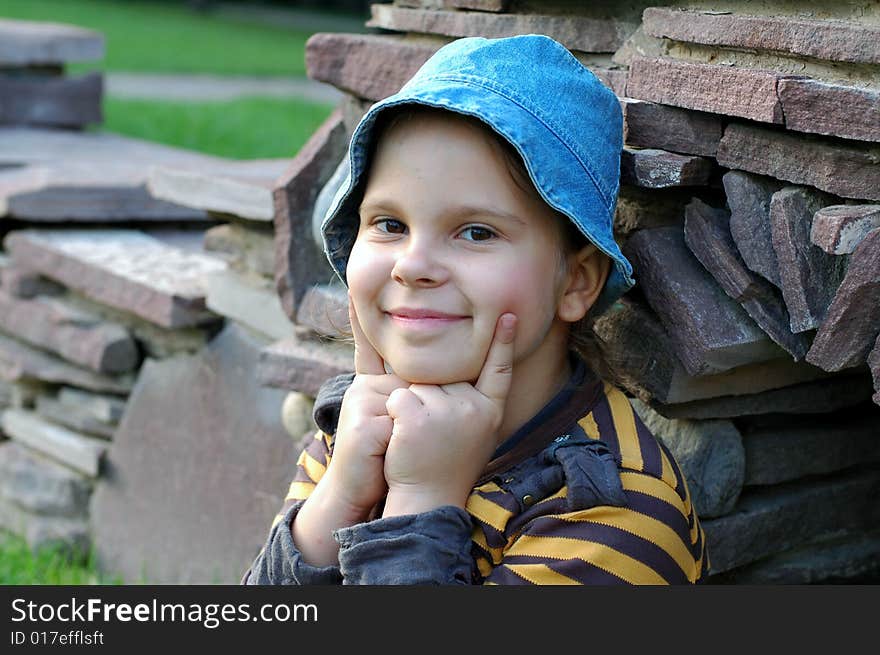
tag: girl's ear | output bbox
[557,244,611,322]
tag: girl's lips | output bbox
[385,311,469,330]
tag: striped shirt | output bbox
[253,366,708,585]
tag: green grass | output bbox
[0,0,314,76]
[0,531,123,585]
[101,95,334,159]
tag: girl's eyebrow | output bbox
[359,198,527,226]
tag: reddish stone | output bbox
[811,204,880,255]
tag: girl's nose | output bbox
[390,239,449,287]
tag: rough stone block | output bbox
[870,334,880,407]
[742,414,880,487]
[0,495,89,558]
[649,372,875,420]
[641,7,880,65]
[770,186,848,332]
[257,331,353,397]
[202,222,275,278]
[147,159,288,222]
[4,229,226,328]
[723,170,784,289]
[620,147,713,189]
[702,467,880,574]
[204,268,294,341]
[1,408,107,477]
[0,71,102,128]
[306,32,440,101]
[0,290,139,374]
[57,386,125,424]
[629,399,744,518]
[811,204,880,255]
[273,108,349,322]
[0,331,134,395]
[778,78,880,143]
[626,56,788,123]
[708,531,880,584]
[590,297,830,405]
[612,186,690,236]
[623,226,785,376]
[367,5,636,53]
[621,98,723,157]
[35,395,116,440]
[0,18,104,66]
[806,228,880,371]
[0,440,92,516]
[90,323,300,584]
[717,122,880,202]
[684,198,810,360]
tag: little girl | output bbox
[244,34,707,585]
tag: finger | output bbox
[474,313,517,405]
[385,387,423,420]
[349,296,385,375]
[406,383,448,404]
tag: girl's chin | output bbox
[387,361,480,386]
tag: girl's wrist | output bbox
[381,485,468,517]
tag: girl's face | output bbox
[346,111,575,385]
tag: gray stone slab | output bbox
[0,290,138,374]
[778,77,880,143]
[35,395,116,440]
[649,372,875,420]
[204,268,294,341]
[0,440,92,517]
[0,331,134,395]
[590,296,831,406]
[641,6,880,65]
[273,108,349,322]
[4,229,226,328]
[806,227,880,371]
[57,387,125,424]
[743,413,880,487]
[1,408,107,477]
[90,323,300,584]
[723,171,784,289]
[0,162,209,222]
[0,71,102,129]
[717,122,880,202]
[708,530,880,584]
[811,204,880,255]
[630,399,744,519]
[626,56,788,123]
[621,98,723,157]
[770,186,849,333]
[623,226,785,376]
[146,159,288,222]
[620,147,713,189]
[203,222,276,279]
[684,198,810,360]
[0,495,89,558]
[702,467,880,574]
[367,4,637,53]
[870,334,880,407]
[257,330,353,398]
[0,18,104,66]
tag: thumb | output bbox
[474,313,516,406]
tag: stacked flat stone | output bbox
[260,1,880,584]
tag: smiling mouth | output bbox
[385,312,469,329]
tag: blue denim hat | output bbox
[321,34,634,316]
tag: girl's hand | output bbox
[323,299,408,518]
[382,313,517,516]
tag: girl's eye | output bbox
[460,226,497,242]
[374,218,406,234]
